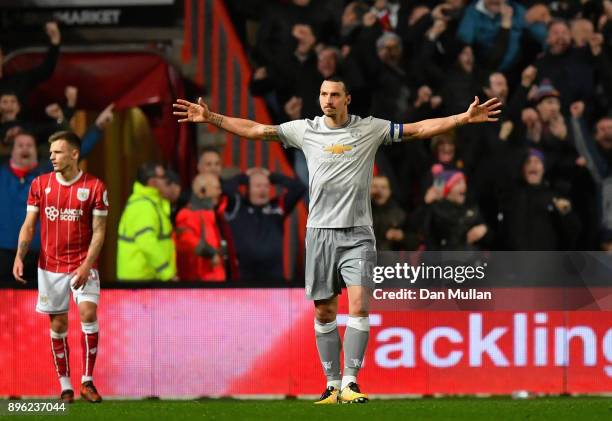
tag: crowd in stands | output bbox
[2,0,612,284]
[115,150,306,283]
[230,0,612,255]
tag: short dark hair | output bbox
[136,162,163,185]
[11,130,36,149]
[165,168,181,186]
[14,130,36,141]
[547,18,569,31]
[0,89,19,99]
[48,131,81,151]
[198,146,221,159]
[597,115,612,128]
[483,71,504,88]
[323,76,351,94]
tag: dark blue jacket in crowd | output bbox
[0,127,103,252]
[457,0,547,71]
[225,172,306,283]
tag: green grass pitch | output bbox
[11,397,612,421]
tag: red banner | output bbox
[0,289,610,397]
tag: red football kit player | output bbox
[13,131,108,403]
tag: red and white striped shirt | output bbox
[27,171,109,273]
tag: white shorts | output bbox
[36,268,101,314]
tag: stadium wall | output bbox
[1,288,611,397]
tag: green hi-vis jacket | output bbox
[116,182,176,281]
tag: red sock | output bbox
[81,322,99,381]
[50,330,70,378]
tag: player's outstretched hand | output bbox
[466,96,502,124]
[173,97,210,123]
[12,258,26,284]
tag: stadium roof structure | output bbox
[4,45,192,180]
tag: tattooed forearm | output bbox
[85,235,105,268]
[85,216,106,268]
[17,241,30,260]
[16,212,36,260]
[262,125,280,141]
[209,112,224,128]
[196,113,279,142]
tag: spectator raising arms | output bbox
[225,167,306,283]
[175,173,227,282]
[0,22,61,104]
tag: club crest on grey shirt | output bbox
[278,115,396,228]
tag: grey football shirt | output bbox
[278,115,397,228]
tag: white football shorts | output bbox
[36,268,101,314]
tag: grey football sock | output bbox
[314,319,341,384]
[343,316,370,378]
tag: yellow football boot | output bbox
[339,382,368,404]
[314,386,339,404]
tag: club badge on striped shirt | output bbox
[77,188,90,202]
